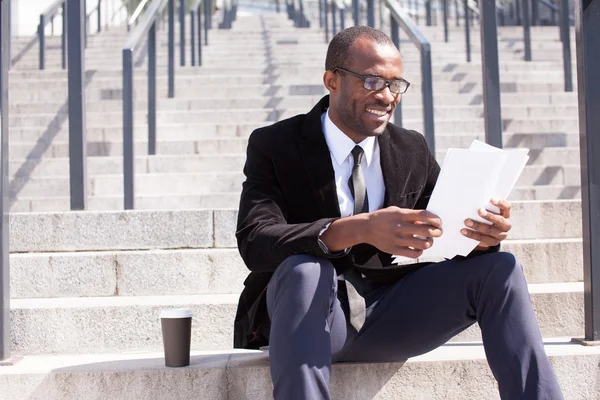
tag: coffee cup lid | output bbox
[160,308,193,319]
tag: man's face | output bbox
[325,37,404,143]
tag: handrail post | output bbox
[574,0,600,344]
[332,2,337,33]
[367,0,375,26]
[191,9,196,66]
[39,15,45,70]
[204,0,209,45]
[479,0,503,148]
[340,7,345,30]
[198,3,203,65]
[531,0,539,25]
[442,0,449,42]
[324,0,329,42]
[522,0,532,61]
[0,0,11,364]
[455,0,460,26]
[168,0,175,97]
[426,0,432,25]
[464,0,471,62]
[98,0,102,32]
[179,0,185,66]
[148,23,157,156]
[62,2,67,70]
[390,15,402,128]
[421,43,435,153]
[559,0,572,91]
[353,0,359,25]
[68,0,88,209]
[84,0,87,48]
[319,0,323,27]
[122,48,134,209]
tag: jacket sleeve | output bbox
[235,130,338,272]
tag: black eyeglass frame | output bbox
[332,67,411,95]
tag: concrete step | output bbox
[7,283,584,355]
[6,105,581,129]
[6,132,580,163]
[9,238,584,300]
[6,109,580,132]
[7,147,582,179]
[6,164,582,198]
[8,200,580,251]
[6,182,583,210]
[1,343,597,400]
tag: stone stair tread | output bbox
[1,341,598,399]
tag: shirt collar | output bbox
[322,109,376,167]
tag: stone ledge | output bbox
[1,342,599,400]
[8,286,584,355]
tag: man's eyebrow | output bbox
[365,72,404,80]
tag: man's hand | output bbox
[364,206,443,259]
[461,198,512,249]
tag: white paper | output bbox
[392,140,529,263]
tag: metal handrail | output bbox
[129,0,152,26]
[190,0,208,66]
[38,0,67,69]
[538,0,574,23]
[122,0,172,209]
[385,0,435,153]
[288,0,309,28]
[0,0,10,364]
[86,0,103,34]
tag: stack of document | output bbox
[392,140,529,264]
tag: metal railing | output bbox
[190,0,208,66]
[288,0,310,27]
[385,0,435,153]
[0,0,10,365]
[38,0,67,69]
[219,0,239,28]
[122,0,173,209]
[86,0,103,34]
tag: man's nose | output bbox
[374,85,397,103]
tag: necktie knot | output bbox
[351,146,364,166]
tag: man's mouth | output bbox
[366,108,391,118]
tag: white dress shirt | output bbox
[317,110,387,258]
[321,110,385,217]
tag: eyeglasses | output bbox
[332,67,411,95]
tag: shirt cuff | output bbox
[317,222,351,257]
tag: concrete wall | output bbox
[10,0,128,37]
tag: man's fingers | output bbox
[461,228,507,247]
[491,198,512,219]
[393,235,434,251]
[473,209,512,233]
[400,209,442,229]
[466,217,509,238]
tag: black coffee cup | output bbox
[160,308,193,367]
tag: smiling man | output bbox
[233,26,563,400]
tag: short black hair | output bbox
[325,26,395,71]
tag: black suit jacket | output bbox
[233,95,496,349]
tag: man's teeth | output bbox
[367,109,388,116]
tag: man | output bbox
[233,26,563,399]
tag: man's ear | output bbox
[323,70,338,93]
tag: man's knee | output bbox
[272,254,336,288]
[484,252,526,287]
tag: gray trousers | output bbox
[266,252,563,400]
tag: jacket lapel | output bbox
[297,96,341,218]
[378,128,405,208]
